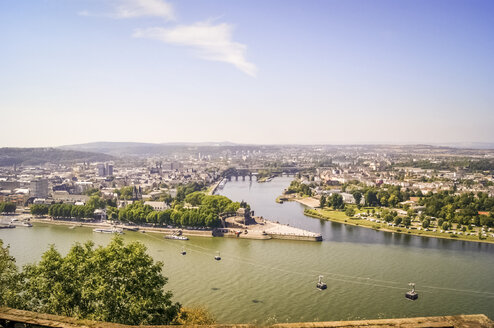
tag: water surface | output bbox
[1,177,493,323]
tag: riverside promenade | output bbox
[28,216,322,242]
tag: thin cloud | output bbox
[114,0,174,20]
[133,22,257,77]
[79,0,174,20]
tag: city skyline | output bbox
[1,0,493,147]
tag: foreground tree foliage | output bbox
[176,306,216,325]
[0,240,20,306]
[7,237,180,325]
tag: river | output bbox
[1,176,493,323]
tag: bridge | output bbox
[221,167,302,181]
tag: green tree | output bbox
[352,191,362,208]
[331,193,345,210]
[319,195,326,208]
[0,202,16,214]
[0,240,20,306]
[442,221,450,230]
[30,204,49,216]
[353,191,362,205]
[365,190,378,206]
[86,196,106,209]
[184,191,205,206]
[388,195,398,207]
[345,207,355,217]
[18,237,180,325]
[116,186,134,200]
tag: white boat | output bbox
[164,235,188,240]
[121,225,139,231]
[10,219,32,227]
[93,227,124,234]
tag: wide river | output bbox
[1,177,493,324]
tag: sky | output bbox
[1,0,493,147]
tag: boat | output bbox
[181,247,186,255]
[93,227,123,234]
[405,283,418,300]
[164,235,188,240]
[218,179,227,189]
[121,225,139,231]
[214,251,221,261]
[316,275,327,290]
[0,223,15,229]
[10,219,32,227]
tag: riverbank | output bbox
[276,194,320,208]
[304,208,494,245]
[30,218,213,237]
[29,216,322,242]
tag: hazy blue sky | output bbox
[1,0,493,146]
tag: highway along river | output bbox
[1,176,493,324]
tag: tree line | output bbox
[115,193,244,228]
[30,196,106,219]
[285,180,313,196]
[418,191,494,227]
[0,202,16,214]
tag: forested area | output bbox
[344,183,494,227]
[419,191,494,227]
[30,183,246,228]
[285,180,313,196]
[116,193,243,227]
[395,159,494,173]
[30,196,107,219]
[0,148,112,166]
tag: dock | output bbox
[220,214,322,242]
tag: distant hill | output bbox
[0,148,114,167]
[59,141,244,156]
[435,142,494,150]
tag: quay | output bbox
[28,213,322,242]
[218,208,322,241]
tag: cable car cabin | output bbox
[316,275,327,290]
[317,282,327,290]
[405,283,418,300]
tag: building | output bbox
[144,201,168,211]
[75,181,93,194]
[52,191,90,205]
[106,163,113,176]
[97,163,106,177]
[97,163,114,177]
[30,179,49,198]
